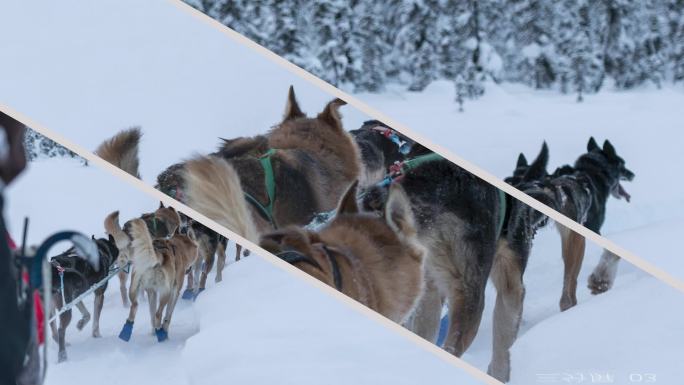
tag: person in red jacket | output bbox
[1,110,32,384]
[7,233,46,345]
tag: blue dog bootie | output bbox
[119,320,134,341]
[155,327,168,342]
[181,288,195,300]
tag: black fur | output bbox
[361,156,502,353]
[350,120,419,174]
[570,138,635,233]
[502,138,634,272]
[49,237,119,301]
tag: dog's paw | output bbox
[57,350,68,363]
[118,320,134,341]
[92,330,102,338]
[588,272,613,295]
[487,361,510,383]
[181,288,195,300]
[155,328,168,342]
[76,316,91,331]
[559,295,578,311]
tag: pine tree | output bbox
[506,0,557,88]
[185,0,683,97]
[348,1,389,92]
[310,0,353,86]
[394,0,441,91]
[670,0,684,82]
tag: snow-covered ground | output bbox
[1,1,683,384]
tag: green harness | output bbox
[496,189,507,238]
[244,149,278,228]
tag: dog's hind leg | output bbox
[92,288,105,338]
[199,238,217,291]
[146,288,158,333]
[488,240,525,383]
[160,287,183,340]
[588,249,621,295]
[441,237,491,357]
[75,301,91,331]
[119,272,141,341]
[50,294,61,343]
[154,291,172,341]
[192,258,202,293]
[215,237,227,282]
[558,224,586,310]
[57,308,72,363]
[235,242,242,262]
[404,275,443,344]
[442,278,486,357]
[118,270,129,307]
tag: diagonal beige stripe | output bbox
[0,106,503,385]
[169,0,684,295]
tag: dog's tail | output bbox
[95,127,142,178]
[104,211,131,251]
[127,218,161,271]
[183,156,259,243]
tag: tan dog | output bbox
[170,87,361,243]
[104,203,181,306]
[263,182,426,324]
[116,218,198,342]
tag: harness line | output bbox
[48,262,130,323]
[305,152,444,230]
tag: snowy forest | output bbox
[24,129,85,163]
[186,0,684,100]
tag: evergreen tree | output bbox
[186,0,684,97]
[348,1,389,91]
[670,0,684,82]
[310,0,353,86]
[393,0,441,91]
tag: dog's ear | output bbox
[337,180,359,215]
[108,234,115,244]
[516,153,528,168]
[384,184,416,238]
[587,137,599,152]
[283,85,305,121]
[603,140,616,158]
[317,98,346,131]
[91,235,96,240]
[159,201,164,209]
[523,141,549,180]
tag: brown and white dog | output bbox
[261,182,426,324]
[165,86,361,240]
[112,214,198,342]
[104,203,182,306]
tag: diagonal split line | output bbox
[169,0,684,296]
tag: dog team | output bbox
[43,130,248,363]
[44,86,633,382]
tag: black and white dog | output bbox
[488,137,634,382]
[48,236,119,362]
